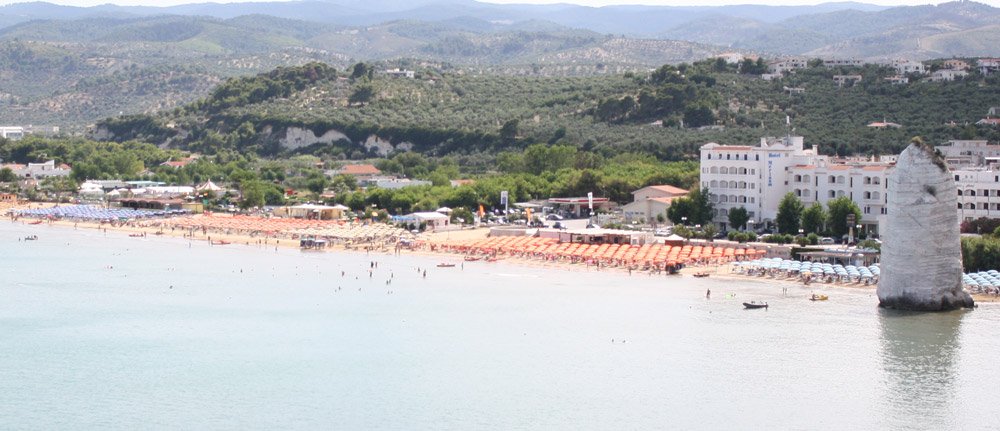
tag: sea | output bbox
[2,220,999,431]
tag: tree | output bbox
[0,167,15,182]
[727,206,749,232]
[801,202,826,234]
[826,197,862,239]
[239,180,266,209]
[500,119,520,140]
[306,174,329,196]
[348,84,376,105]
[666,188,713,225]
[776,193,803,234]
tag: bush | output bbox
[807,233,819,245]
[734,232,749,243]
[745,232,758,242]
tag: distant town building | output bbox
[0,126,24,140]
[926,69,968,82]
[935,140,1000,169]
[7,160,71,179]
[833,74,863,87]
[875,60,925,75]
[942,59,969,70]
[715,53,745,64]
[767,58,807,74]
[978,58,1000,75]
[884,76,909,85]
[381,69,415,78]
[823,58,865,68]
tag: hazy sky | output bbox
[2,0,997,8]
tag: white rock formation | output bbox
[878,141,974,311]
[278,127,351,150]
[361,135,413,156]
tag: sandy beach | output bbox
[7,204,997,304]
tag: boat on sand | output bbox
[743,302,768,309]
[437,263,456,268]
[809,294,829,301]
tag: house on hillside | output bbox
[823,58,864,68]
[0,126,24,140]
[337,164,381,183]
[943,59,969,70]
[768,58,807,74]
[978,58,1000,75]
[976,118,1000,126]
[926,69,967,82]
[884,76,908,85]
[11,160,71,179]
[833,75,862,87]
[867,121,902,130]
[715,53,744,64]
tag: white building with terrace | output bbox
[699,136,893,235]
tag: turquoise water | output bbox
[2,221,999,430]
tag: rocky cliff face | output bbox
[878,142,974,311]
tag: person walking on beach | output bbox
[706,289,711,299]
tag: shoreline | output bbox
[8,210,997,304]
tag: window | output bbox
[744,154,748,160]
[881,208,887,215]
[795,175,802,182]
[710,180,719,188]
[864,191,871,199]
[837,176,846,184]
[750,197,755,203]
[803,175,810,182]
[710,167,719,174]
[795,189,802,197]
[755,155,759,161]
[829,176,836,184]
[864,176,871,185]
[968,190,977,197]
[955,175,960,181]
[873,178,880,185]
[707,154,712,160]
[750,184,755,189]
[958,189,963,196]
[829,190,836,198]
[751,169,755,175]
[837,190,845,197]
[729,181,737,188]
[958,203,963,209]
[864,206,871,214]
[727,154,731,160]
[872,192,880,200]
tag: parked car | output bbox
[819,237,835,245]
[546,214,564,221]
[553,222,568,229]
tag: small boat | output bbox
[464,256,481,261]
[129,233,144,237]
[437,263,456,268]
[692,273,710,278]
[28,220,43,225]
[24,235,38,240]
[743,302,768,309]
[213,240,231,245]
[486,257,503,262]
[809,294,829,301]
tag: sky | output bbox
[2,0,997,7]
[1,0,997,7]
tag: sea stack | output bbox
[878,140,974,311]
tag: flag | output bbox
[478,205,485,217]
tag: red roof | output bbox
[162,161,188,167]
[339,164,381,175]
[862,166,887,171]
[827,165,850,171]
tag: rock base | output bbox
[878,290,974,311]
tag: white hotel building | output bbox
[699,136,892,235]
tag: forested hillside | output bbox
[81,59,1000,171]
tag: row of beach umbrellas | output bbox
[737,258,879,281]
[11,205,187,220]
